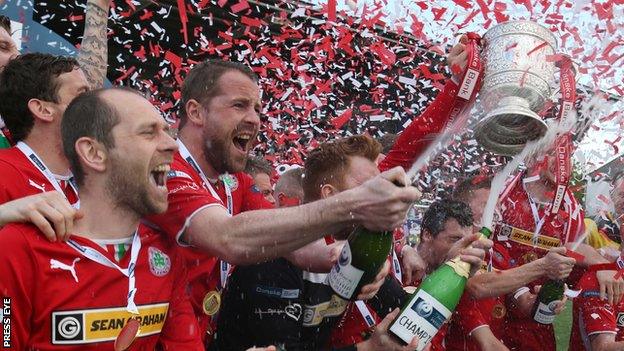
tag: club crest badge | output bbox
[148,247,171,277]
[220,173,238,191]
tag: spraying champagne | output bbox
[388,227,492,349]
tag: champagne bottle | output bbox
[532,280,564,324]
[388,227,492,349]
[327,227,393,300]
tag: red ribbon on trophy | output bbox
[445,32,484,131]
[549,55,576,216]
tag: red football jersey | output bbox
[0,223,202,350]
[570,271,624,351]
[494,172,584,270]
[0,146,78,205]
[444,294,507,351]
[144,151,273,340]
[329,301,381,348]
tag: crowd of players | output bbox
[1,2,624,351]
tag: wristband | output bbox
[587,262,619,272]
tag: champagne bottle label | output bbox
[533,301,557,324]
[328,242,364,299]
[389,289,451,350]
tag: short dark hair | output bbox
[303,135,381,203]
[0,15,10,33]
[422,200,473,237]
[245,156,273,176]
[61,88,140,185]
[0,53,79,141]
[179,59,258,128]
[452,175,492,202]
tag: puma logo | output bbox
[50,258,80,283]
[28,179,46,192]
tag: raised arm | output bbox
[185,168,420,265]
[77,0,110,89]
[378,38,468,172]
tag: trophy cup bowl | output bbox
[474,20,558,156]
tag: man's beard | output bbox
[106,156,161,217]
[202,128,247,175]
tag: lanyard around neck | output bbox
[177,140,234,289]
[522,177,551,246]
[67,231,141,314]
[177,140,232,215]
[16,141,79,207]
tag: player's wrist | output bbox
[331,187,366,226]
[355,340,372,351]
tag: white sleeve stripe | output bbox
[175,203,227,246]
[586,331,617,337]
[468,324,489,336]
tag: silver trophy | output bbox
[473,21,558,156]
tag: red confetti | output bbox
[176,0,189,45]
[230,0,250,13]
[458,9,480,29]
[68,14,84,22]
[139,10,153,21]
[452,0,472,10]
[164,51,182,68]
[514,0,533,13]
[526,41,548,56]
[327,0,337,22]
[431,7,447,21]
[475,0,490,20]
[493,2,509,23]
[598,194,612,206]
[241,16,263,27]
[505,42,518,51]
[594,1,614,20]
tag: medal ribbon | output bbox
[391,249,402,283]
[67,231,141,314]
[16,141,80,208]
[177,140,233,289]
[354,300,376,328]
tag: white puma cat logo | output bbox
[28,179,46,192]
[50,258,80,283]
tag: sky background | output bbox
[313,0,624,171]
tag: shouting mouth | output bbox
[150,164,171,189]
[232,132,253,154]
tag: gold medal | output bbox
[202,290,221,316]
[523,251,538,263]
[491,303,506,319]
[115,317,140,351]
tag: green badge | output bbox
[148,247,171,277]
